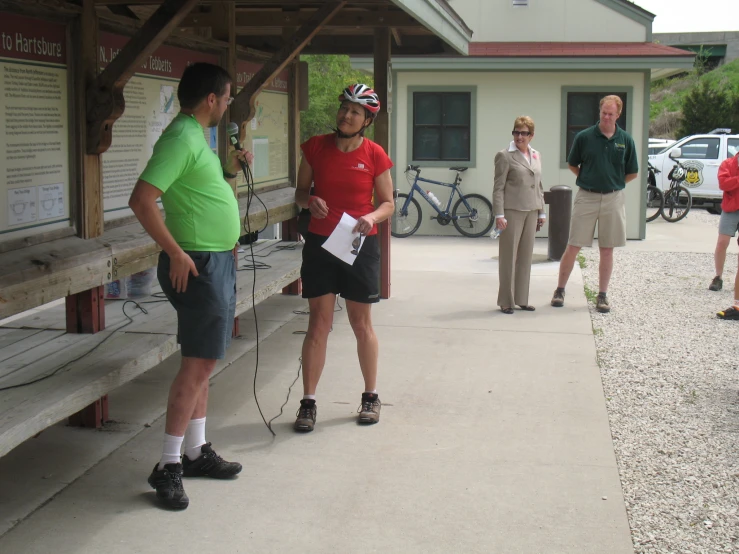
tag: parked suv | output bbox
[648,129,739,214]
[648,138,675,156]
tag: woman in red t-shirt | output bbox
[293,84,394,432]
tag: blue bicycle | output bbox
[392,165,494,238]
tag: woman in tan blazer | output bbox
[492,116,546,314]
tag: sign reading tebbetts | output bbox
[100,33,219,220]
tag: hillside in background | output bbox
[650,58,739,139]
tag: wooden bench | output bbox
[0,185,301,459]
[0,186,298,320]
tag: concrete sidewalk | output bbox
[0,235,634,553]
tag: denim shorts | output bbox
[158,250,236,359]
[718,210,739,237]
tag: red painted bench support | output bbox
[281,218,302,295]
[65,286,108,428]
[65,285,105,334]
[68,395,109,428]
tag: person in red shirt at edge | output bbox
[293,84,395,432]
[716,152,739,320]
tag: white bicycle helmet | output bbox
[671,165,686,181]
[338,84,380,114]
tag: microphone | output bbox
[227,121,243,150]
[227,121,249,180]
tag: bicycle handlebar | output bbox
[405,164,420,173]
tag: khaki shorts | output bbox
[568,188,626,248]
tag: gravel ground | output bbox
[687,208,722,226]
[580,246,739,554]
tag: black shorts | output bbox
[158,250,236,359]
[301,232,380,304]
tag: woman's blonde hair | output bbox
[513,116,535,134]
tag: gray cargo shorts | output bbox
[158,250,236,360]
[718,210,739,237]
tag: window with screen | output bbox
[565,92,628,159]
[412,92,471,162]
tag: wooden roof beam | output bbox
[231,1,346,125]
[181,9,417,28]
[87,0,199,154]
[391,27,402,46]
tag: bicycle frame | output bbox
[400,169,474,220]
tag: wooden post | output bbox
[73,0,103,239]
[281,60,302,296]
[213,1,238,197]
[374,28,391,299]
[67,2,108,427]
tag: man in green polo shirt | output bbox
[128,62,253,510]
[551,95,638,313]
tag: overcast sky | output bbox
[633,0,737,33]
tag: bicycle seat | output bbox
[449,166,468,173]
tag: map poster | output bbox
[235,61,289,191]
[100,33,218,220]
[0,13,70,241]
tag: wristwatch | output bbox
[223,168,238,179]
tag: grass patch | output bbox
[593,327,604,336]
[577,253,587,269]
[583,284,598,304]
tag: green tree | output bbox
[729,89,739,134]
[300,55,373,143]
[679,80,732,137]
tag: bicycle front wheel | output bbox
[661,185,692,223]
[452,193,494,238]
[646,185,664,223]
[391,193,422,238]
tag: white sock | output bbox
[303,394,316,401]
[734,299,739,306]
[158,433,184,470]
[183,417,207,461]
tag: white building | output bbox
[355,0,694,239]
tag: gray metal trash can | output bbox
[543,185,572,261]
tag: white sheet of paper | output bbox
[321,212,366,265]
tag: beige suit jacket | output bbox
[492,146,545,216]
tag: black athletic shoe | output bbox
[717,305,739,320]
[147,462,189,510]
[182,443,242,479]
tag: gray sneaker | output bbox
[551,288,565,307]
[709,276,723,291]
[294,399,317,432]
[358,393,381,424]
[596,293,611,313]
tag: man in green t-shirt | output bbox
[128,62,253,510]
[551,95,638,313]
